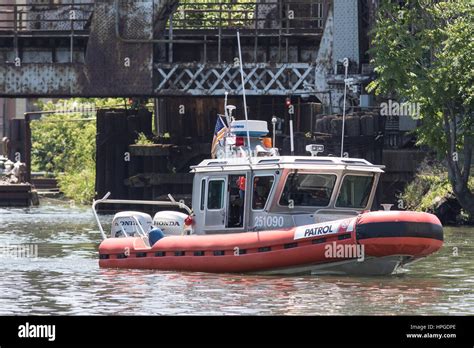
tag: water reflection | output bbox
[0,203,473,315]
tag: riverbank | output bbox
[401,159,474,226]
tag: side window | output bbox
[207,180,225,210]
[252,176,274,210]
[200,179,206,210]
[336,175,374,208]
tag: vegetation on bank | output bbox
[134,132,154,146]
[368,0,474,218]
[401,159,474,224]
[31,98,125,204]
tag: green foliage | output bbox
[368,0,474,215]
[401,161,451,211]
[402,159,474,216]
[367,0,474,152]
[135,132,154,145]
[173,0,256,29]
[56,167,96,205]
[31,98,123,204]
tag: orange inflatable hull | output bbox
[98,211,443,274]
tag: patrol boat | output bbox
[94,30,443,275]
[93,107,443,275]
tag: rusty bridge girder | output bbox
[0,62,319,98]
[0,0,369,109]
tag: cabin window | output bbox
[279,173,336,207]
[252,176,274,210]
[200,179,206,211]
[336,175,374,209]
[207,180,225,210]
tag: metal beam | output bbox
[154,63,316,96]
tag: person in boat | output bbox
[252,176,274,210]
[237,176,246,224]
[236,176,262,223]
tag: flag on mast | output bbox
[211,115,228,159]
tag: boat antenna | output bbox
[237,31,252,159]
[271,116,277,149]
[340,57,349,158]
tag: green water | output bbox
[0,201,472,315]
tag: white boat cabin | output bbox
[92,112,385,239]
[191,155,384,235]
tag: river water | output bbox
[0,200,473,315]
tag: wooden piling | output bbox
[95,108,155,213]
[0,184,32,207]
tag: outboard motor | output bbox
[153,211,190,235]
[111,211,153,238]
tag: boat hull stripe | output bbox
[356,222,443,241]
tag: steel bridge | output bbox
[0,0,374,109]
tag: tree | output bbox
[31,98,126,204]
[367,0,474,216]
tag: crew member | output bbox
[236,176,246,225]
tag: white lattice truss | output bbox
[154,63,316,96]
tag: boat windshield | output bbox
[279,173,336,207]
[336,175,374,208]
